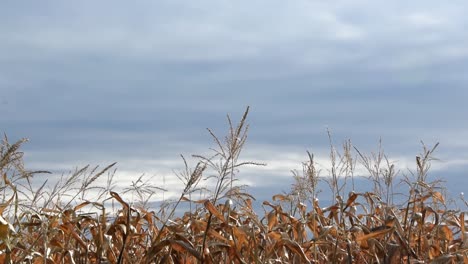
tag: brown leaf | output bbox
[344,192,358,211]
[194,198,210,204]
[232,226,248,248]
[245,198,253,211]
[267,211,277,231]
[60,223,88,249]
[272,194,290,202]
[461,212,465,234]
[436,225,453,241]
[431,192,445,204]
[262,200,275,209]
[74,201,91,212]
[0,192,15,215]
[0,215,13,241]
[169,239,202,260]
[2,172,10,186]
[110,191,129,209]
[204,200,225,222]
[267,231,281,242]
[297,202,307,215]
[207,229,230,243]
[356,226,393,242]
[283,238,311,263]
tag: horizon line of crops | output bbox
[1,107,467,263]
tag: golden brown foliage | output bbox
[1,109,467,263]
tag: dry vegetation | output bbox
[1,107,467,263]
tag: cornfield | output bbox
[1,107,467,263]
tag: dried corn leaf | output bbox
[74,201,91,212]
[110,191,129,209]
[207,229,230,243]
[262,200,276,209]
[267,211,277,231]
[146,239,177,261]
[429,244,441,259]
[356,226,393,242]
[297,202,307,216]
[117,224,127,235]
[272,194,290,202]
[306,218,319,238]
[232,226,248,247]
[204,200,225,222]
[245,198,253,211]
[424,206,439,227]
[344,192,358,211]
[431,254,454,263]
[282,238,311,263]
[461,212,466,245]
[0,192,15,215]
[169,239,202,260]
[431,192,445,204]
[193,219,207,231]
[436,225,453,241]
[2,172,9,186]
[267,231,281,242]
[59,223,87,249]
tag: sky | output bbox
[1,1,468,207]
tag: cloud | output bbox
[2,0,468,203]
[406,13,445,28]
[2,0,468,88]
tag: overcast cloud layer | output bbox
[1,1,467,203]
